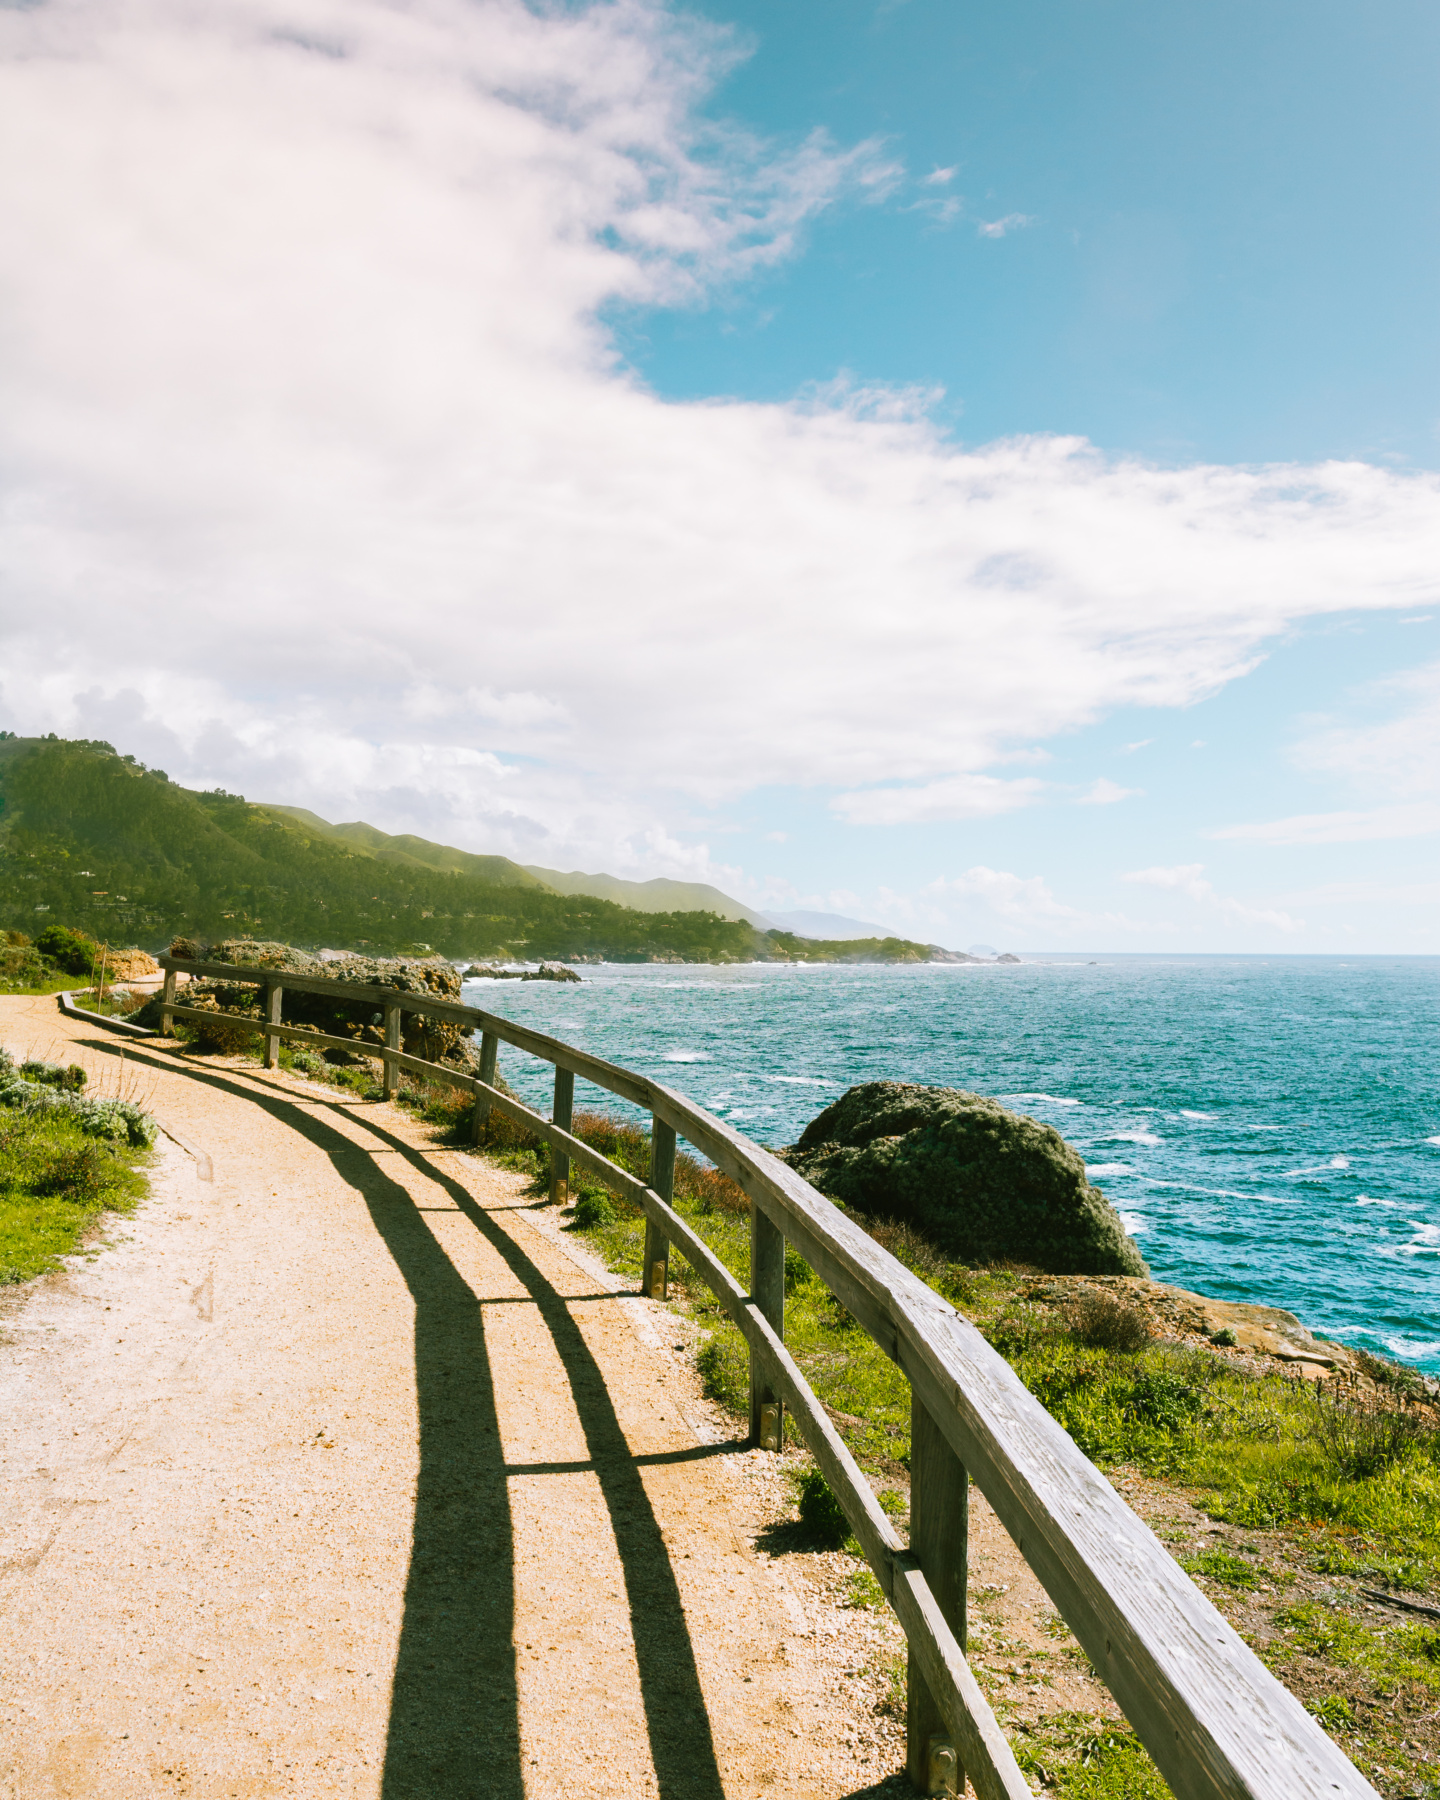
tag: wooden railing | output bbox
[155,956,1378,1800]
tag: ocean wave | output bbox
[1382,1334,1440,1360]
[1427,1136,1440,1147]
[1179,1110,1216,1121]
[1008,1093,1083,1107]
[1118,1211,1147,1234]
[1108,1131,1162,1147]
[1355,1196,1398,1207]
[759,1074,836,1087]
[1086,1163,1134,1177]
[661,1052,708,1063]
[1283,1156,1353,1177]
[1145,1178,1293,1203]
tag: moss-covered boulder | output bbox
[779,1081,1147,1277]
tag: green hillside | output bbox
[0,738,756,962]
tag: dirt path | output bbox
[0,999,914,1800]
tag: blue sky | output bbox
[631,0,1440,468]
[0,0,1437,951]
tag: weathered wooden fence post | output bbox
[159,967,176,1037]
[471,1030,498,1143]
[749,1202,786,1450]
[263,981,284,1070]
[383,1004,402,1098]
[549,1067,574,1204]
[907,1395,968,1796]
[643,1117,676,1298]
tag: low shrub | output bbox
[1307,1389,1436,1481]
[32,1142,110,1203]
[20,1059,87,1091]
[0,1047,157,1148]
[1068,1289,1152,1353]
[573,1190,617,1230]
[695,1326,749,1411]
[791,1466,850,1546]
[34,923,100,977]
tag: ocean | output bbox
[460,956,1440,1375]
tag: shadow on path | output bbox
[91,1044,730,1800]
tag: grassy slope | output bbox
[400,1087,1438,1800]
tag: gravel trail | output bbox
[0,999,897,1800]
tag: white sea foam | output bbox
[1118,1211,1147,1234]
[1382,1334,1440,1360]
[1086,1163,1134,1177]
[1146,1179,1292,1203]
[1009,1093,1083,1107]
[1355,1196,1398,1207]
[1110,1131,1162,1147]
[759,1074,835,1087]
[1284,1157,1353,1177]
[661,1052,708,1063]
[1427,1136,1440,1147]
[1179,1110,1216,1121]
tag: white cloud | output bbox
[1289,660,1440,802]
[977,212,1036,238]
[1210,803,1440,846]
[1122,739,1153,754]
[831,774,1044,825]
[1121,864,1300,932]
[923,166,957,186]
[924,865,1080,923]
[0,0,1437,878]
[1077,777,1141,805]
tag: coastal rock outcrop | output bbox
[464,961,581,983]
[780,1080,1147,1277]
[142,938,473,1066]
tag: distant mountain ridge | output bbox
[522,865,768,924]
[762,908,903,940]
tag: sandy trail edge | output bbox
[0,999,920,1800]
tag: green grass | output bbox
[0,1107,147,1284]
[1013,1716,1171,1799]
[438,1096,1440,1596]
[434,1096,1440,1797]
[1268,1601,1440,1689]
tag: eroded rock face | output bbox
[780,1080,1147,1277]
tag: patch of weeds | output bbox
[1180,1547,1268,1590]
[1307,1693,1356,1732]
[871,1650,906,1720]
[1067,1290,1152,1354]
[875,1488,907,1517]
[695,1324,749,1412]
[0,1108,147,1284]
[1309,1543,1433,1589]
[1013,1716,1172,1799]
[842,1569,887,1611]
[572,1189,616,1230]
[791,1466,850,1547]
[1307,1389,1438,1482]
[1270,1601,1440,1690]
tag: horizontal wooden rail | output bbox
[155,954,1378,1800]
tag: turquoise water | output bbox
[461,957,1440,1374]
